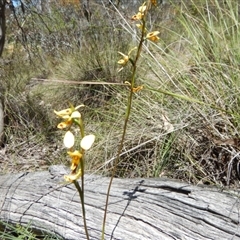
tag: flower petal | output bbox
[57,119,72,129]
[132,85,144,93]
[71,110,81,119]
[75,104,85,110]
[54,108,72,117]
[127,47,137,56]
[64,169,82,182]
[118,52,127,58]
[146,31,160,42]
[139,4,146,14]
[80,134,95,150]
[131,12,143,20]
[118,59,126,65]
[67,150,82,157]
[63,131,75,148]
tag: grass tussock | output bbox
[0,220,62,240]
[0,0,240,187]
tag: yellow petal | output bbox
[131,12,143,20]
[80,134,95,150]
[68,151,82,171]
[127,47,137,56]
[63,131,75,148]
[54,105,84,118]
[54,108,72,117]
[118,59,126,65]
[57,122,68,129]
[67,150,82,158]
[57,119,72,129]
[118,52,127,58]
[64,169,82,182]
[132,85,144,93]
[139,4,146,14]
[148,36,159,42]
[71,161,79,171]
[146,31,160,42]
[146,31,160,38]
[131,14,139,20]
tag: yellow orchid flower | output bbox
[131,12,143,21]
[117,47,137,67]
[55,105,83,129]
[117,47,137,72]
[54,104,84,118]
[131,2,147,20]
[117,52,129,66]
[146,31,160,42]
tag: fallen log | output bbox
[0,165,239,240]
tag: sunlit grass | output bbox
[1,0,240,184]
[1,0,240,238]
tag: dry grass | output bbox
[0,0,240,188]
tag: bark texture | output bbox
[0,165,240,240]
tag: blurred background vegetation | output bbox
[0,0,240,188]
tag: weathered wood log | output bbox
[0,165,239,240]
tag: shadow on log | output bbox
[0,165,240,239]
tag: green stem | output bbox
[101,14,147,240]
[73,117,89,239]
[73,180,89,240]
[79,118,88,239]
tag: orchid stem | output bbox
[101,9,147,240]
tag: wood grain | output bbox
[0,165,240,240]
